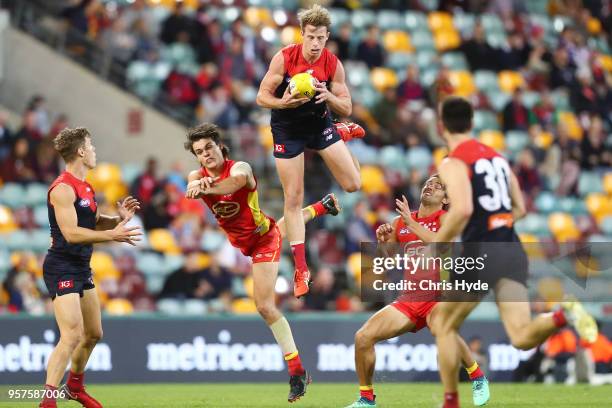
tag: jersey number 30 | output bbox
[474,157,512,212]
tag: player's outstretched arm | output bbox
[96,196,140,230]
[314,60,352,117]
[186,162,255,198]
[508,170,527,221]
[395,195,448,243]
[256,51,309,110]
[51,184,142,245]
[433,158,473,242]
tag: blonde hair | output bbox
[298,4,331,32]
[53,127,90,163]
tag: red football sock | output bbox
[290,242,308,272]
[309,201,327,217]
[552,309,567,328]
[42,384,57,404]
[469,366,484,380]
[67,370,84,391]
[359,386,374,401]
[443,392,459,408]
[285,352,305,376]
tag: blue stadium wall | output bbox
[1,315,609,383]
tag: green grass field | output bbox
[2,383,609,408]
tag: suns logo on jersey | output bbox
[212,201,240,218]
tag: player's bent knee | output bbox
[84,329,103,344]
[255,302,278,321]
[61,331,83,350]
[354,327,374,349]
[341,177,361,193]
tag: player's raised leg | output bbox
[40,294,84,408]
[318,139,361,193]
[496,279,597,348]
[62,288,103,408]
[345,306,416,408]
[276,193,341,238]
[252,260,311,402]
[274,154,312,298]
[457,335,490,406]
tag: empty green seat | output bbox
[379,145,408,175]
[136,252,169,276]
[183,299,207,315]
[24,183,48,207]
[473,110,500,132]
[474,70,499,92]
[406,146,433,170]
[329,8,350,27]
[0,183,26,209]
[346,62,371,88]
[378,10,403,30]
[388,52,416,71]
[506,130,529,154]
[351,9,376,30]
[411,30,435,51]
[156,298,182,314]
[578,172,603,196]
[600,216,612,235]
[514,213,550,236]
[534,191,558,213]
[441,52,468,70]
[404,11,428,32]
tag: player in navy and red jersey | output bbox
[183,123,341,402]
[345,175,489,408]
[40,128,141,408]
[257,4,364,298]
[429,97,598,408]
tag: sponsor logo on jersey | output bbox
[79,199,91,208]
[212,201,240,218]
[58,280,74,290]
[274,144,286,153]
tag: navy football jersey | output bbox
[448,139,519,242]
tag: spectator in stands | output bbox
[158,252,206,299]
[356,24,385,69]
[397,65,426,105]
[530,90,556,128]
[580,115,610,169]
[49,114,69,138]
[487,0,527,18]
[0,138,37,184]
[0,111,14,162]
[119,0,159,40]
[197,256,232,302]
[461,21,497,71]
[198,82,238,129]
[502,88,530,132]
[34,140,61,184]
[431,65,454,106]
[131,157,162,207]
[499,31,531,71]
[27,95,51,137]
[220,36,255,85]
[160,1,193,45]
[61,0,92,34]
[305,267,338,311]
[554,122,582,196]
[16,111,43,142]
[191,5,216,64]
[571,69,598,114]
[100,18,138,62]
[2,253,47,314]
[371,88,399,145]
[333,22,352,61]
[346,201,376,254]
[550,47,576,89]
[514,148,543,196]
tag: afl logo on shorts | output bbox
[79,198,91,207]
[212,201,240,218]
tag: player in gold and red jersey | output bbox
[184,123,340,403]
[345,175,489,408]
[257,4,364,298]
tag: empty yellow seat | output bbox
[0,205,17,233]
[104,182,128,205]
[479,130,505,151]
[432,146,448,166]
[280,26,302,46]
[603,173,612,195]
[448,70,476,96]
[370,67,398,92]
[558,111,583,140]
[383,31,413,52]
[548,212,580,242]
[534,131,554,149]
[149,228,180,254]
[232,298,258,314]
[244,7,273,28]
[361,165,390,195]
[599,55,612,72]
[105,298,134,315]
[498,70,525,93]
[428,12,454,31]
[91,251,121,280]
[259,125,273,151]
[586,193,612,221]
[434,29,461,51]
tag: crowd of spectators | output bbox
[1,0,611,317]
